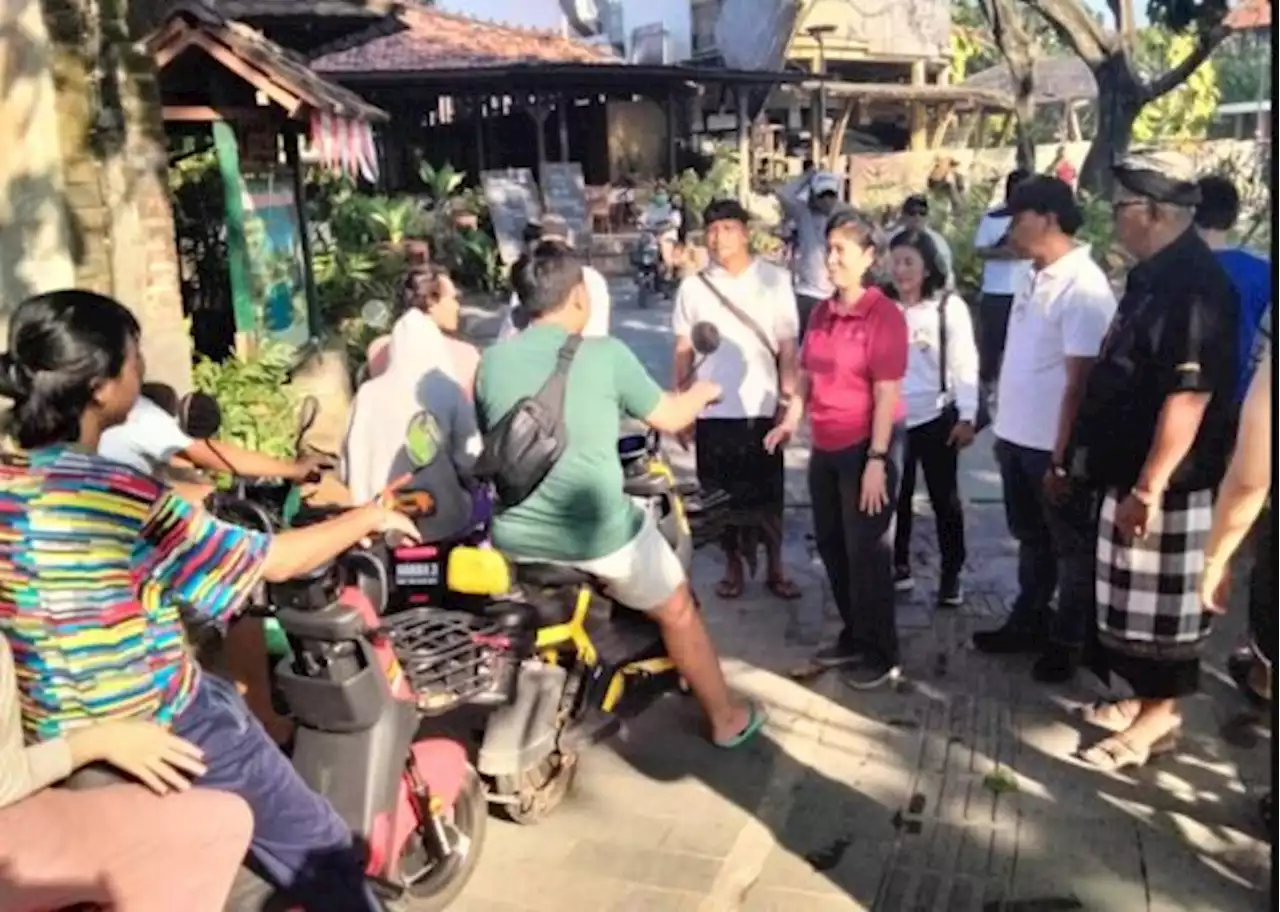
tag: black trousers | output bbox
[796,293,823,344]
[809,430,904,666]
[978,292,1014,385]
[893,414,966,579]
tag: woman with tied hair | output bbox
[767,210,910,689]
[885,229,979,607]
[0,289,419,910]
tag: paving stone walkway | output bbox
[444,287,1271,912]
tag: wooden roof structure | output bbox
[962,55,1097,105]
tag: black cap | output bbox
[703,198,751,227]
[903,194,929,214]
[992,175,1080,226]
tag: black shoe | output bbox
[893,565,914,592]
[972,619,1046,655]
[937,574,964,608]
[1228,650,1269,709]
[1031,646,1078,683]
[842,659,902,690]
[812,641,863,669]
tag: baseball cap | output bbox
[1113,149,1200,206]
[811,172,841,196]
[991,175,1079,226]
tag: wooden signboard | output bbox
[480,168,541,264]
[539,162,591,252]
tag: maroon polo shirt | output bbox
[801,288,909,452]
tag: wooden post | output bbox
[285,126,320,341]
[523,97,550,168]
[974,107,989,149]
[557,94,570,162]
[666,92,678,178]
[474,97,486,173]
[736,86,751,202]
[909,60,928,152]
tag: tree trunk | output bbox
[1011,87,1036,171]
[1078,52,1145,195]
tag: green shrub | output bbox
[192,344,300,459]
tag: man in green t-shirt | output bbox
[475,240,763,748]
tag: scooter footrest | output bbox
[561,708,623,752]
[585,612,665,668]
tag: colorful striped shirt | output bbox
[0,446,269,741]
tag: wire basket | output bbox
[381,609,514,715]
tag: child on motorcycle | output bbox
[0,289,420,911]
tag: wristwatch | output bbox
[867,450,888,462]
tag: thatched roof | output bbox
[962,55,1097,104]
[785,79,1014,111]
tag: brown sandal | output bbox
[766,576,802,600]
[1079,700,1140,733]
[1079,729,1180,771]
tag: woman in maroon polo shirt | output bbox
[768,210,909,688]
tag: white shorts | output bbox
[543,513,686,612]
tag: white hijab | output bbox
[343,308,480,504]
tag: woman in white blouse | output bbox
[886,230,980,607]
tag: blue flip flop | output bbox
[715,702,767,749]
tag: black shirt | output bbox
[1074,228,1240,493]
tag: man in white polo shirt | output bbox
[672,199,802,602]
[972,176,1118,684]
[973,168,1032,403]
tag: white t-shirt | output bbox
[974,211,1033,296]
[672,259,800,420]
[900,292,980,429]
[98,395,194,474]
[994,245,1118,452]
[498,265,611,341]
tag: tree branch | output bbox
[1143,23,1231,101]
[1023,0,1114,65]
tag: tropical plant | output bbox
[1132,29,1221,142]
[419,161,466,209]
[191,343,300,459]
[364,196,427,246]
[674,147,740,228]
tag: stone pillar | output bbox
[4,0,191,389]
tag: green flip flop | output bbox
[715,702,767,750]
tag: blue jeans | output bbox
[173,674,379,911]
[994,439,1098,649]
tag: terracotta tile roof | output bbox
[311,2,617,75]
[1225,0,1271,31]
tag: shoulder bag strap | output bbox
[937,294,949,397]
[532,335,583,412]
[698,272,777,359]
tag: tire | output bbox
[397,764,488,912]
[495,750,578,825]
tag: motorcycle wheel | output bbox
[395,764,488,912]
[495,750,578,825]
[636,273,653,308]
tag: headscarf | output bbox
[343,308,480,508]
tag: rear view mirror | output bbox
[179,392,222,439]
[447,546,511,596]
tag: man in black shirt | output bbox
[1071,150,1240,772]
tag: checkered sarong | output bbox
[1096,488,1214,660]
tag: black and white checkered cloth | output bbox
[1096,488,1214,658]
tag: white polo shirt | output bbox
[974,210,1033,296]
[994,245,1118,452]
[672,259,800,420]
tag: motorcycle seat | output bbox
[275,602,368,643]
[511,562,595,589]
[622,472,670,499]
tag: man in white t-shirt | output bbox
[672,198,801,601]
[974,169,1032,396]
[497,214,611,340]
[973,177,1118,684]
[775,167,845,339]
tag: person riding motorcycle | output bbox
[473,241,765,749]
[0,289,421,911]
[1,636,253,912]
[638,186,683,281]
[345,264,484,542]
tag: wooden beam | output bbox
[909,60,928,152]
[824,97,856,173]
[929,103,958,149]
[187,31,303,116]
[162,105,271,123]
[736,87,751,202]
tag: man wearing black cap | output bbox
[890,194,954,288]
[1070,151,1239,771]
[971,176,1117,684]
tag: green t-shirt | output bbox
[475,325,663,561]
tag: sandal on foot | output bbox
[714,702,767,749]
[766,576,802,600]
[715,577,744,599]
[1079,736,1150,771]
[1079,700,1140,732]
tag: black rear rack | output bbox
[381,609,514,715]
